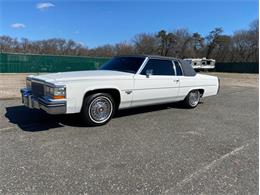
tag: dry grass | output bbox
[0,73,34,99]
[204,72,258,88]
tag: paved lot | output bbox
[0,75,258,194]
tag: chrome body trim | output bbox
[136,57,149,75]
[176,60,184,76]
[172,61,177,76]
[21,88,66,115]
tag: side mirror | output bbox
[146,69,153,78]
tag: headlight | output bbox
[26,78,32,89]
[45,85,66,99]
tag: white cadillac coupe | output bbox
[21,55,220,126]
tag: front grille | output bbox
[31,81,44,98]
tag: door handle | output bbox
[173,79,179,82]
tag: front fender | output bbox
[66,79,134,113]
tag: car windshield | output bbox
[100,57,145,74]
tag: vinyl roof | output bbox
[115,54,178,61]
[115,54,196,76]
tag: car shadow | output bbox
[114,101,188,118]
[5,101,200,132]
[4,105,86,132]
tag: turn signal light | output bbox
[53,95,65,99]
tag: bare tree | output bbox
[133,33,159,55]
[171,28,193,58]
[249,19,259,62]
[205,27,223,58]
[191,32,205,57]
[0,36,19,52]
[115,42,134,55]
[156,30,177,56]
[88,44,115,57]
[0,18,258,63]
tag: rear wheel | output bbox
[183,90,200,108]
[81,93,115,126]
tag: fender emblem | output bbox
[125,90,132,95]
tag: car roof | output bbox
[115,54,179,61]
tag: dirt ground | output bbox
[206,72,258,88]
[0,73,38,99]
[0,72,258,99]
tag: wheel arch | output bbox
[187,88,205,97]
[81,88,121,110]
[198,89,205,97]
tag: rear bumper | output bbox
[21,88,66,115]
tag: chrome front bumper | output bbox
[21,88,66,115]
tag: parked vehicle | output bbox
[183,58,215,71]
[21,55,220,126]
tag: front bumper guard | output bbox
[21,88,66,115]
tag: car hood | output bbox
[31,70,134,83]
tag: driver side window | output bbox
[141,59,175,76]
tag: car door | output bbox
[173,59,189,101]
[131,58,180,107]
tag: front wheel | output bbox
[183,90,200,108]
[81,93,115,126]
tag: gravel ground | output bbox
[0,74,258,194]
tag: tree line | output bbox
[0,19,258,62]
